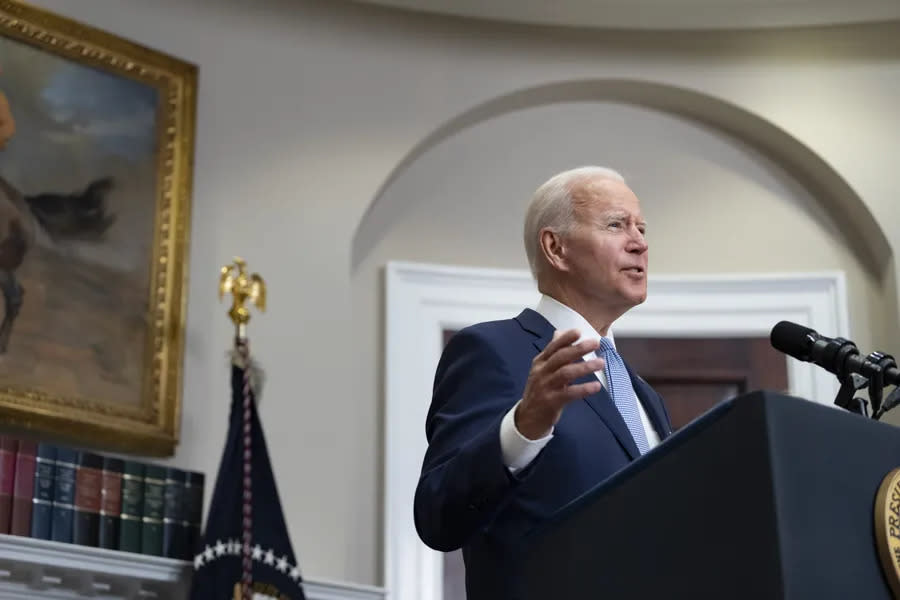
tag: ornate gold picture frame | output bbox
[0,0,195,456]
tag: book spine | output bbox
[162,467,185,559]
[73,452,103,546]
[118,461,144,553]
[0,436,18,534]
[50,448,77,543]
[9,441,36,537]
[98,457,123,550]
[182,471,205,560]
[140,465,166,556]
[29,444,57,540]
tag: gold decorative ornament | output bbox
[219,257,266,341]
[875,466,900,598]
[0,0,196,456]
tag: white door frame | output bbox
[383,260,849,600]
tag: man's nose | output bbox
[627,228,648,253]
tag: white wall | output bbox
[354,99,890,352]
[25,0,900,587]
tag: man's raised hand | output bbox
[514,328,605,440]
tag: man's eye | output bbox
[608,221,622,229]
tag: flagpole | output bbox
[218,257,267,600]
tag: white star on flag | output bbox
[252,544,264,561]
[194,553,205,569]
[264,549,276,565]
[204,545,214,562]
[276,555,289,573]
[289,566,301,581]
[215,540,226,556]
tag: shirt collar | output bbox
[534,294,616,348]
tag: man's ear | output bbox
[539,228,569,273]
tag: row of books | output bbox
[0,435,205,561]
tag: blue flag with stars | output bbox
[189,354,307,600]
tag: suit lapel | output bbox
[515,309,642,460]
[515,308,554,355]
[578,373,642,460]
[626,364,672,440]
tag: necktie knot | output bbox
[598,336,616,355]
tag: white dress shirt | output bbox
[499,294,661,473]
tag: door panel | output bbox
[614,337,790,430]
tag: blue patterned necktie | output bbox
[598,337,650,454]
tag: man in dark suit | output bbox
[413,165,674,599]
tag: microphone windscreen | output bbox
[770,320,816,360]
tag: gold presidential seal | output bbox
[875,467,900,598]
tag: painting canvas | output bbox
[0,0,195,455]
[0,35,156,401]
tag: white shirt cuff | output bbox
[500,399,553,474]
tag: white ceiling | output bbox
[349,0,900,30]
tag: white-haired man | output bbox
[414,166,673,599]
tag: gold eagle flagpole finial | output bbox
[219,257,266,600]
[218,256,266,342]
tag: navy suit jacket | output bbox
[413,308,673,599]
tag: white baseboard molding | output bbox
[0,533,385,600]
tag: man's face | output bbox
[561,177,648,312]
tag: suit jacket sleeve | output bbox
[413,326,531,552]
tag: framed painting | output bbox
[0,0,195,455]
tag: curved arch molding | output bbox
[350,79,891,276]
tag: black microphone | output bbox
[769,321,900,387]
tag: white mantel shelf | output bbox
[0,532,189,599]
[0,533,385,600]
